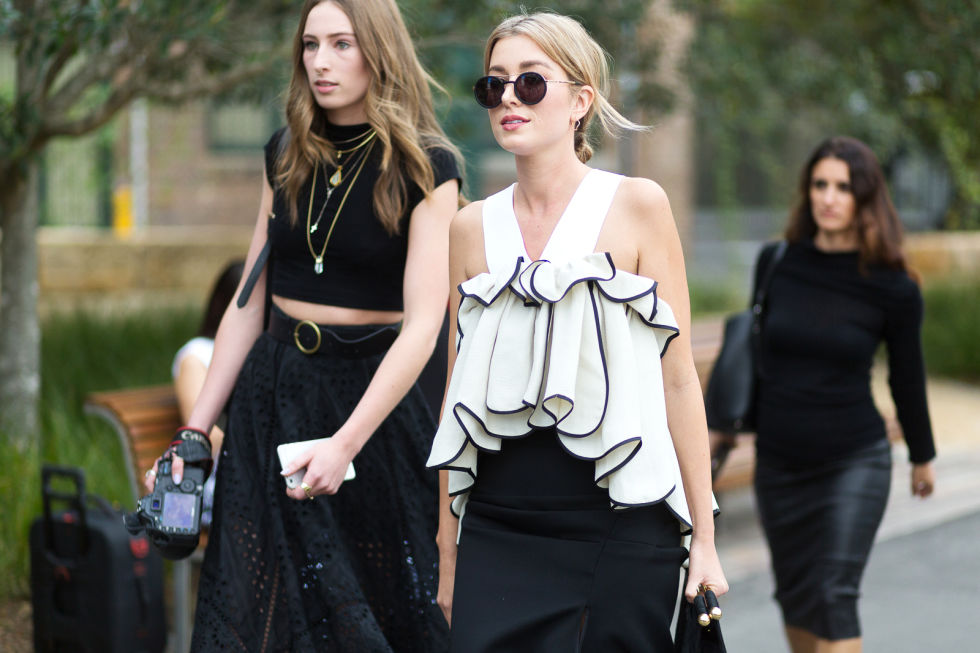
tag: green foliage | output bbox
[689,279,745,318]
[681,0,980,228]
[0,0,296,175]
[921,280,980,381]
[0,438,40,599]
[0,307,198,600]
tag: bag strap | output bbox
[750,240,788,375]
[751,240,788,311]
[236,238,270,309]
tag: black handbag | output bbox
[674,572,727,652]
[704,241,787,433]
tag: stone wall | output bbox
[15,227,977,316]
[905,231,980,282]
[37,226,253,315]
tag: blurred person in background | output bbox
[750,136,936,653]
[145,0,462,650]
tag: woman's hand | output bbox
[684,535,729,602]
[437,539,457,625]
[143,453,185,493]
[911,461,935,498]
[283,437,357,500]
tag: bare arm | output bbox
[184,178,273,434]
[629,178,728,600]
[284,179,460,499]
[174,354,225,454]
[145,170,273,490]
[435,200,484,625]
[435,202,483,623]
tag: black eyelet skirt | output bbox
[191,328,448,653]
[450,429,688,653]
[754,438,892,641]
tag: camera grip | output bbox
[171,427,213,476]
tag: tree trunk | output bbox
[0,161,41,448]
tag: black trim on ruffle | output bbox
[457,257,524,308]
[523,257,616,304]
[434,253,696,525]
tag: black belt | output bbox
[266,306,400,357]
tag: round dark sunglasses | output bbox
[473,72,582,109]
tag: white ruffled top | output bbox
[427,169,712,532]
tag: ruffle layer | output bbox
[428,252,708,531]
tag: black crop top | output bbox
[263,123,460,311]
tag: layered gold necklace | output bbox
[305,130,377,275]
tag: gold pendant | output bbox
[329,166,342,187]
[314,256,324,275]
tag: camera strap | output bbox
[170,427,213,475]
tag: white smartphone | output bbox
[277,437,356,489]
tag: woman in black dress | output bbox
[428,11,726,652]
[752,136,936,653]
[145,1,461,650]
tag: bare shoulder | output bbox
[616,176,672,222]
[450,200,485,244]
[449,200,488,279]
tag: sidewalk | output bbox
[714,373,980,651]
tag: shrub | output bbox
[0,307,197,599]
[921,280,980,382]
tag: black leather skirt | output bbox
[451,429,688,653]
[754,439,892,640]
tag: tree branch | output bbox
[143,60,273,102]
[40,37,81,98]
[40,83,139,139]
[43,32,147,117]
[39,59,273,139]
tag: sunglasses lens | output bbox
[473,72,549,108]
[474,77,503,108]
[514,72,547,105]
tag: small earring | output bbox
[574,119,582,131]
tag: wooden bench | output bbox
[84,384,199,653]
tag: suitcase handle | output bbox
[40,464,89,556]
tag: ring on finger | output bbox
[300,482,314,500]
[144,469,157,479]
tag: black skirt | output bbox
[191,325,448,653]
[754,439,892,640]
[451,429,688,653]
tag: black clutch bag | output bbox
[704,241,787,433]
[674,596,727,653]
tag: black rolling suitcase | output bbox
[30,464,166,653]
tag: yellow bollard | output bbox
[112,185,133,238]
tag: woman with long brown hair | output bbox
[751,136,936,653]
[146,0,461,650]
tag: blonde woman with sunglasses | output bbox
[428,10,726,651]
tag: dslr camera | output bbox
[124,428,212,560]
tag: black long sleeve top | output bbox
[753,240,936,466]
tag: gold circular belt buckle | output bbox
[293,320,322,354]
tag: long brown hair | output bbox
[786,136,909,273]
[276,0,461,233]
